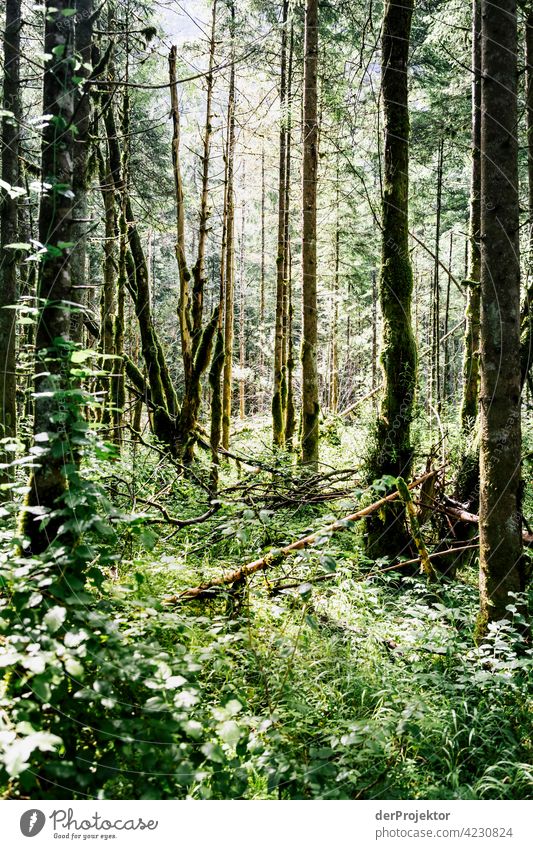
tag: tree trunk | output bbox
[366,0,416,557]
[284,23,295,446]
[300,0,320,469]
[20,0,77,552]
[259,145,266,412]
[431,138,443,413]
[285,239,296,447]
[443,232,453,401]
[169,29,217,462]
[521,9,533,390]
[222,3,236,452]
[98,146,117,430]
[238,162,246,420]
[209,111,231,490]
[0,0,21,493]
[70,0,94,344]
[330,157,340,414]
[272,0,289,448]
[478,0,523,632]
[461,0,481,431]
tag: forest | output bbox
[0,0,532,802]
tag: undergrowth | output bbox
[0,416,532,800]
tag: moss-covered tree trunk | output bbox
[20,0,76,552]
[460,0,481,431]
[521,8,533,391]
[477,0,523,631]
[366,0,416,557]
[209,108,231,491]
[0,0,21,495]
[300,0,320,469]
[98,147,117,429]
[70,0,94,345]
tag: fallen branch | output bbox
[135,496,219,527]
[269,542,479,594]
[442,497,533,546]
[165,469,440,603]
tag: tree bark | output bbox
[478,0,523,632]
[300,0,320,469]
[0,0,22,492]
[259,145,266,412]
[431,137,443,413]
[284,24,296,446]
[238,162,246,420]
[272,0,289,448]
[460,0,482,431]
[20,0,77,552]
[366,0,416,557]
[521,8,533,390]
[222,2,236,451]
[70,0,94,344]
[209,110,231,491]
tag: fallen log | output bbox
[268,542,479,594]
[442,497,533,546]
[165,469,440,603]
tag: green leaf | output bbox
[218,720,242,748]
[70,349,93,364]
[320,554,337,573]
[297,582,313,600]
[43,605,66,633]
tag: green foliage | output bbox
[1,411,532,799]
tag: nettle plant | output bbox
[0,344,257,799]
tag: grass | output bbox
[100,415,533,799]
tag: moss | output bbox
[209,323,225,490]
[301,401,319,468]
[272,389,285,448]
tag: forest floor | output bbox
[98,414,533,800]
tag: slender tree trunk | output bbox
[521,9,533,389]
[371,269,377,401]
[366,0,416,557]
[112,90,130,446]
[169,23,218,461]
[284,23,295,445]
[272,0,289,447]
[330,158,340,414]
[461,0,482,431]
[238,162,246,420]
[70,0,94,344]
[443,231,453,401]
[0,0,21,493]
[20,0,77,552]
[478,0,523,632]
[432,138,443,413]
[98,148,117,429]
[209,123,230,490]
[259,145,266,412]
[104,90,177,445]
[285,238,296,447]
[300,0,320,469]
[169,45,193,391]
[222,4,236,451]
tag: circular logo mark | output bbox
[20,809,46,837]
